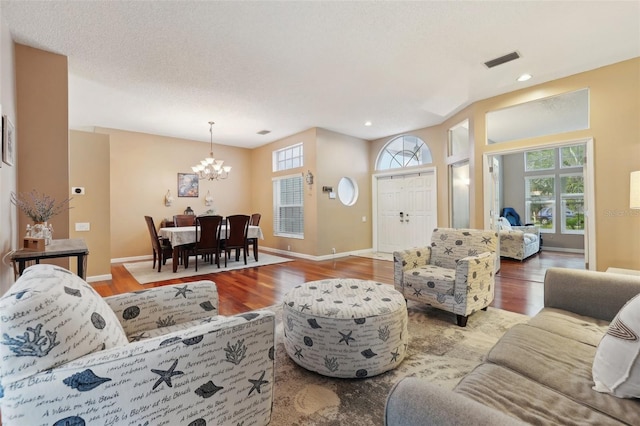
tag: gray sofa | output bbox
[385,267,640,425]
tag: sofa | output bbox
[498,217,540,261]
[393,228,497,327]
[0,264,275,426]
[385,267,640,425]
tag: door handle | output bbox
[399,212,404,222]
[406,213,410,223]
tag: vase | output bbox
[26,222,53,245]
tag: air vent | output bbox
[257,130,271,135]
[484,51,520,69]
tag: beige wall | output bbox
[69,131,111,277]
[0,19,18,294]
[99,127,252,260]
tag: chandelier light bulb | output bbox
[191,121,231,181]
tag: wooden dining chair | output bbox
[182,215,223,271]
[144,215,173,272]
[222,214,250,266]
[247,213,261,261]
[173,214,196,227]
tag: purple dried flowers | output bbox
[11,190,72,222]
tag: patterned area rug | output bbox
[269,300,530,425]
[123,252,293,284]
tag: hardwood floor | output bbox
[93,250,584,317]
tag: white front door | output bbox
[375,170,437,253]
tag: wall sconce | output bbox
[305,170,314,187]
[204,190,214,207]
[322,186,333,193]
[631,171,640,209]
[164,189,174,207]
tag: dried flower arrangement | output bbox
[11,190,72,222]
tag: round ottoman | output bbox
[282,278,408,378]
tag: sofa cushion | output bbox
[0,264,128,383]
[592,293,640,398]
[527,307,609,347]
[455,363,628,425]
[485,324,640,424]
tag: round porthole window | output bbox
[337,177,358,206]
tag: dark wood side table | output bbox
[11,238,89,280]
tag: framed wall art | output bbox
[2,114,14,166]
[178,173,199,197]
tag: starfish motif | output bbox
[444,247,453,255]
[294,346,304,359]
[338,330,355,346]
[174,285,194,298]
[151,359,184,390]
[129,332,148,342]
[481,236,492,245]
[299,303,311,312]
[365,288,375,292]
[248,371,269,396]
[413,288,422,297]
[390,348,400,362]
[351,302,361,308]
[322,289,332,294]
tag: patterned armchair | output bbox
[393,228,497,327]
[0,264,275,426]
[498,217,541,261]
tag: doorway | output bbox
[373,168,437,253]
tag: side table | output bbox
[11,238,89,280]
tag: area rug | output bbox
[269,301,530,425]
[123,253,293,284]
[352,251,393,261]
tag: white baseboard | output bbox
[260,246,374,261]
[541,247,585,254]
[87,274,112,282]
[111,254,153,263]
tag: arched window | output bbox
[376,135,432,171]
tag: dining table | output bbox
[159,225,264,272]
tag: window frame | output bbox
[273,143,303,172]
[272,173,304,239]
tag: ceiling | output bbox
[1,1,639,149]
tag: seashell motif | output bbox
[239,312,259,321]
[381,298,391,302]
[195,381,224,398]
[269,346,275,361]
[53,416,86,426]
[160,337,181,347]
[307,318,322,329]
[188,419,207,426]
[354,318,366,325]
[63,369,111,391]
[287,301,295,307]
[122,306,140,320]
[64,286,82,297]
[303,336,313,347]
[355,369,368,378]
[427,282,435,288]
[333,300,343,304]
[132,290,150,294]
[199,301,216,311]
[315,298,324,302]
[361,349,378,359]
[182,335,204,346]
[90,312,106,330]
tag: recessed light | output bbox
[517,73,532,82]
[364,121,372,127]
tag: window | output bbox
[525,149,555,171]
[560,144,585,168]
[525,175,555,228]
[273,143,303,172]
[560,174,584,233]
[376,135,432,171]
[273,175,304,238]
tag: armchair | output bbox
[393,228,497,327]
[497,217,540,261]
[0,264,275,426]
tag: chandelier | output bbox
[191,121,231,180]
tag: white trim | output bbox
[111,254,152,263]
[260,246,374,262]
[87,274,112,282]
[540,247,585,254]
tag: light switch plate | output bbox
[75,222,90,231]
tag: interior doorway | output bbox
[373,168,437,253]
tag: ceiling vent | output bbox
[484,51,520,69]
[257,130,271,135]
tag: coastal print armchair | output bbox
[498,217,541,261]
[393,228,497,327]
[0,264,275,426]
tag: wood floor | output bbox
[93,250,585,317]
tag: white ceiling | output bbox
[1,1,639,148]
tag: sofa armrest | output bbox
[544,267,640,321]
[393,247,432,292]
[512,225,539,235]
[104,280,219,335]
[385,377,527,426]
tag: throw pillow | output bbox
[592,293,640,398]
[498,217,512,231]
[0,264,128,383]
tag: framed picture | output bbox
[2,114,14,166]
[178,173,199,197]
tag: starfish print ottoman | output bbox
[282,278,408,378]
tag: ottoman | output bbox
[282,278,408,378]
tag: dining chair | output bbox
[248,213,262,261]
[182,215,223,271]
[222,214,250,266]
[173,214,196,227]
[144,215,173,272]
